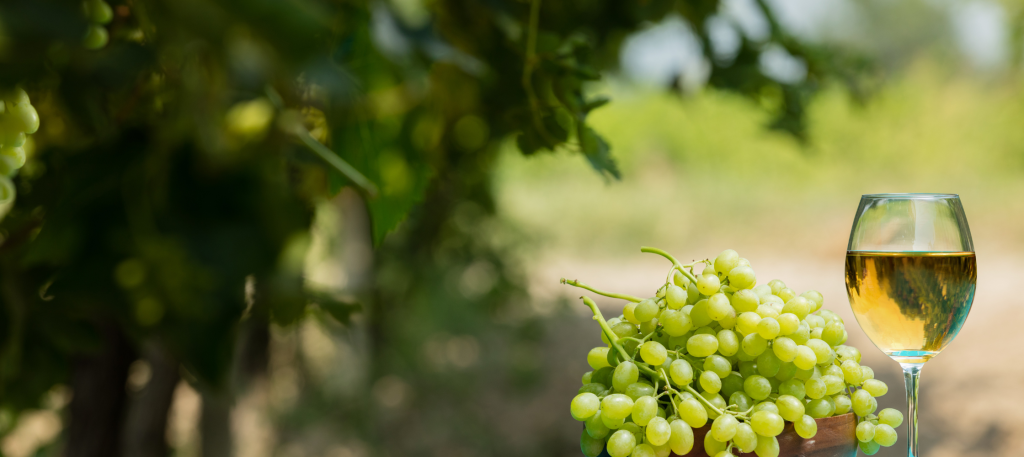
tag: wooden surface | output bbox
[677,413,858,457]
[593,413,858,457]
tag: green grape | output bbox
[621,422,643,446]
[821,375,844,395]
[83,24,109,50]
[835,345,861,363]
[601,394,634,420]
[586,410,611,439]
[756,349,781,377]
[666,284,686,309]
[669,359,694,386]
[731,289,760,314]
[776,313,800,335]
[801,290,824,311]
[741,333,767,356]
[701,391,727,419]
[777,288,797,303]
[686,281,700,304]
[806,398,833,418]
[794,414,817,439]
[699,371,721,393]
[781,297,810,319]
[587,347,611,369]
[571,393,600,420]
[790,323,810,345]
[774,361,797,382]
[821,321,845,346]
[645,416,672,446]
[690,300,713,327]
[668,419,694,455]
[578,383,606,395]
[713,450,735,457]
[721,373,745,398]
[639,318,659,337]
[640,341,667,366]
[793,345,816,370]
[856,420,875,442]
[0,145,25,170]
[85,0,114,24]
[729,391,754,412]
[743,375,771,400]
[592,367,613,387]
[840,360,862,385]
[728,266,755,289]
[754,304,779,319]
[661,309,692,336]
[703,355,732,378]
[832,394,852,415]
[804,314,825,329]
[581,371,593,385]
[792,364,817,382]
[853,389,877,416]
[775,395,805,422]
[678,398,707,428]
[738,361,756,378]
[630,443,655,457]
[736,347,756,362]
[862,379,888,397]
[707,293,731,321]
[714,249,739,274]
[805,378,826,400]
[772,337,797,362]
[607,429,637,457]
[651,442,671,457]
[710,414,738,441]
[873,424,897,447]
[634,299,659,322]
[752,283,772,298]
[859,439,881,455]
[625,383,655,401]
[694,326,716,335]
[716,329,740,356]
[673,269,690,289]
[878,408,903,428]
[861,366,874,381]
[612,322,639,340]
[718,310,737,330]
[613,361,639,392]
[686,334,719,357]
[750,410,784,437]
[623,302,641,325]
[754,435,779,457]
[767,279,786,295]
[779,378,806,400]
[602,412,625,429]
[805,339,833,365]
[697,274,721,295]
[752,401,779,414]
[703,433,727,456]
[736,312,761,336]
[580,429,605,457]
[626,395,659,428]
[756,317,780,340]
[730,423,755,453]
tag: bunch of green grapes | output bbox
[566,248,902,457]
[82,0,114,49]
[0,88,39,177]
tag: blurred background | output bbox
[0,0,1021,456]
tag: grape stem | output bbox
[580,296,632,362]
[641,246,700,284]
[561,278,642,302]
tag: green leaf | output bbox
[307,290,361,325]
[579,125,620,180]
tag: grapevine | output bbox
[567,248,902,457]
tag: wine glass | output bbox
[845,194,976,457]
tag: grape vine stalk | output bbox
[565,248,902,457]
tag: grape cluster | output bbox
[0,88,39,177]
[567,248,901,457]
[82,0,114,50]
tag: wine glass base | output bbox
[887,350,938,364]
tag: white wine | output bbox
[845,251,976,364]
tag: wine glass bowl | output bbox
[845,193,976,457]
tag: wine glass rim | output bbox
[861,193,959,199]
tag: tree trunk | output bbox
[121,343,180,457]
[66,324,135,457]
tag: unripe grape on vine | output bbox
[564,247,901,457]
[0,87,41,218]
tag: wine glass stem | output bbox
[901,363,924,457]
